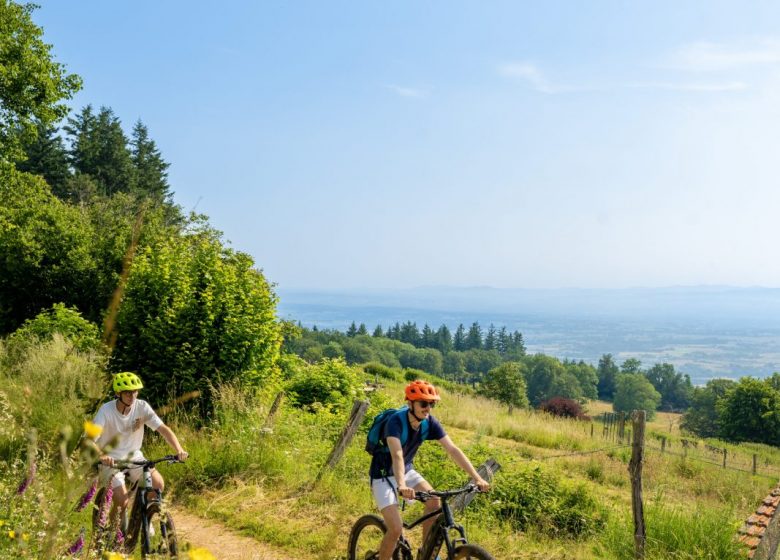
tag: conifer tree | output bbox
[17,122,72,197]
[435,324,453,353]
[466,322,482,350]
[65,105,135,196]
[372,325,383,337]
[346,321,358,337]
[130,120,171,202]
[357,323,368,336]
[484,323,497,351]
[421,324,435,347]
[453,324,466,351]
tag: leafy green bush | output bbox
[490,463,606,538]
[5,303,102,362]
[111,227,282,409]
[286,358,362,411]
[404,367,428,382]
[363,361,402,382]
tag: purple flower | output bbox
[15,460,37,495]
[116,528,124,546]
[66,528,85,555]
[97,481,114,528]
[75,479,98,512]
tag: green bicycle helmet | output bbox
[112,372,144,393]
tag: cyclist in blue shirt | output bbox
[370,380,490,560]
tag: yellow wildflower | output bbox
[21,533,29,542]
[84,421,103,439]
[188,547,217,560]
[103,552,127,560]
[8,530,15,539]
[0,519,4,527]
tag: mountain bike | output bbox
[92,455,182,558]
[348,484,494,560]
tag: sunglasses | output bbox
[418,401,436,409]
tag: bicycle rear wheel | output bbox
[348,514,408,560]
[141,502,177,558]
[453,543,495,559]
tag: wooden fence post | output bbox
[753,454,758,475]
[722,448,727,469]
[591,423,594,438]
[661,436,666,453]
[265,391,285,427]
[629,410,646,560]
[316,399,370,481]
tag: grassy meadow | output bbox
[2,342,779,559]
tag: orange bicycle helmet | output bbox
[405,380,441,402]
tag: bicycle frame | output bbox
[104,455,180,554]
[400,486,474,560]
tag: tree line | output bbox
[0,1,282,409]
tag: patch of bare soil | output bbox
[170,506,299,560]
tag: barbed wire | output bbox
[537,444,630,461]
[644,445,780,480]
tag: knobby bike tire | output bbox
[452,543,495,560]
[347,514,409,560]
[141,502,178,558]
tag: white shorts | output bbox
[371,469,427,511]
[98,450,146,490]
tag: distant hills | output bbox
[277,286,780,384]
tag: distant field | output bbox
[279,299,780,385]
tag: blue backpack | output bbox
[365,407,430,455]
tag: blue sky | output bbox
[34,1,780,290]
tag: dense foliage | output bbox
[0,1,82,160]
[539,397,589,420]
[613,373,662,419]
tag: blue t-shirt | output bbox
[369,410,446,479]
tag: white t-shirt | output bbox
[93,399,164,460]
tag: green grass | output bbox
[1,341,776,560]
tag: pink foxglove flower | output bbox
[66,528,85,555]
[75,479,98,512]
[16,460,37,495]
[97,480,114,528]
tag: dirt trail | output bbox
[170,507,299,560]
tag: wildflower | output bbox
[84,421,103,439]
[187,548,217,560]
[115,528,124,546]
[104,552,127,560]
[66,528,85,555]
[16,460,37,495]
[98,481,114,528]
[21,533,29,542]
[8,530,15,539]
[0,519,4,527]
[75,479,98,511]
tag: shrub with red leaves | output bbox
[539,397,590,420]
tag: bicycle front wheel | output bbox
[141,502,178,558]
[348,514,408,560]
[453,543,495,560]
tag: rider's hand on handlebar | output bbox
[176,450,189,462]
[99,455,115,468]
[397,485,415,500]
[474,477,490,493]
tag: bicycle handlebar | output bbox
[414,483,479,502]
[99,454,184,470]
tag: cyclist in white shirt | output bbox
[93,372,188,511]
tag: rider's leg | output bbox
[148,469,165,502]
[378,504,403,560]
[413,479,440,546]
